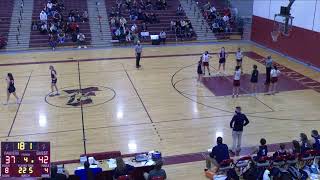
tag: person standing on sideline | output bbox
[218,47,227,72]
[135,41,142,68]
[235,48,243,73]
[265,56,273,85]
[250,64,259,96]
[159,29,166,44]
[201,51,212,76]
[49,66,59,96]
[232,66,241,98]
[4,73,20,105]
[230,106,249,154]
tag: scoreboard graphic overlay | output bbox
[1,142,50,177]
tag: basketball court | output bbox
[0,42,319,178]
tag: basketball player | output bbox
[235,48,243,73]
[197,59,203,82]
[201,51,212,76]
[232,66,241,98]
[250,65,259,96]
[135,41,142,68]
[4,73,20,105]
[267,65,280,95]
[49,66,59,96]
[218,47,228,72]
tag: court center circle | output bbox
[45,85,116,108]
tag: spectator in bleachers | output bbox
[159,30,166,44]
[144,160,167,180]
[40,23,48,34]
[212,22,219,33]
[150,13,159,24]
[119,17,127,26]
[146,0,153,10]
[32,22,38,31]
[40,10,48,23]
[77,33,87,48]
[223,15,229,23]
[170,20,176,31]
[47,1,53,13]
[0,36,7,49]
[210,6,216,14]
[176,4,183,16]
[129,9,138,21]
[49,23,58,34]
[311,130,320,150]
[141,22,147,31]
[125,0,132,10]
[112,157,134,179]
[300,133,312,154]
[125,28,132,42]
[203,1,211,11]
[252,138,268,161]
[207,137,230,169]
[49,33,57,51]
[58,32,65,44]
[82,11,88,22]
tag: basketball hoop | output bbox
[271,30,280,42]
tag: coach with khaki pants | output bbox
[230,106,249,154]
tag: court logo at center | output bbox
[45,85,116,108]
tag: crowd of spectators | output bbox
[109,0,165,43]
[201,1,235,33]
[33,0,88,50]
[109,0,194,43]
[169,18,195,40]
[206,129,320,179]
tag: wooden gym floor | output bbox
[0,42,319,178]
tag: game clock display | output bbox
[1,142,50,177]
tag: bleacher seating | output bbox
[105,0,197,43]
[0,1,14,44]
[30,0,91,48]
[196,0,242,40]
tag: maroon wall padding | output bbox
[251,15,320,68]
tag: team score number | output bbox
[5,155,16,164]
[18,167,33,174]
[38,156,49,164]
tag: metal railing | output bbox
[16,0,25,45]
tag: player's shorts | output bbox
[233,80,240,87]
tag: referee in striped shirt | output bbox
[135,41,142,68]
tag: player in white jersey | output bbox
[235,48,243,73]
[201,51,212,76]
[267,65,281,95]
[232,66,241,98]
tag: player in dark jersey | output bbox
[218,47,228,72]
[250,65,259,96]
[197,59,203,82]
[49,66,59,96]
[252,138,268,161]
[4,73,20,105]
